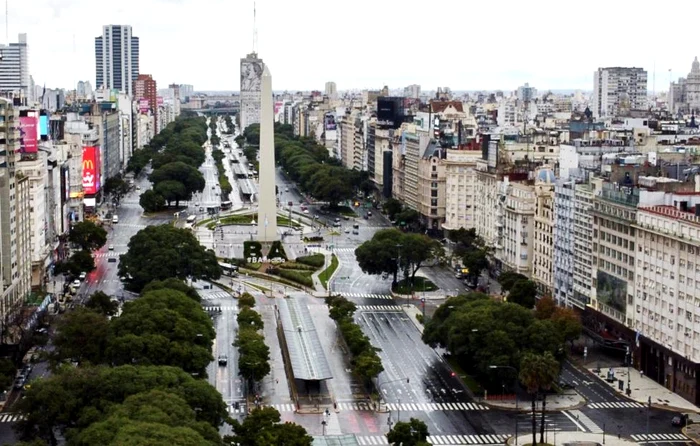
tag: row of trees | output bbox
[355,229,443,287]
[15,280,225,444]
[222,115,235,135]
[54,221,108,277]
[209,116,233,198]
[447,228,490,288]
[118,224,221,293]
[128,115,208,212]
[325,295,383,386]
[234,293,271,390]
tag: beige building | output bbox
[532,167,556,295]
[417,149,446,230]
[442,148,482,231]
[338,110,364,171]
[0,98,31,339]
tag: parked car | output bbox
[78,272,87,280]
[72,279,81,288]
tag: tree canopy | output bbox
[386,418,431,446]
[118,225,221,292]
[355,229,443,284]
[85,291,119,316]
[422,293,577,391]
[68,221,107,251]
[14,365,228,444]
[226,406,312,446]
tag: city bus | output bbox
[219,262,238,277]
[220,201,232,210]
[186,215,197,224]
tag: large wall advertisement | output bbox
[240,60,263,92]
[138,99,150,113]
[82,146,99,195]
[324,113,337,131]
[39,115,49,137]
[596,271,627,313]
[19,116,38,153]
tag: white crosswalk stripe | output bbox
[94,252,121,258]
[227,404,247,414]
[337,402,372,411]
[357,434,509,445]
[356,305,403,312]
[203,306,237,312]
[267,403,297,412]
[631,433,690,441]
[384,402,489,411]
[201,291,232,300]
[565,409,602,434]
[0,413,24,423]
[587,401,645,409]
[342,293,394,300]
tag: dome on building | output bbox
[536,167,556,184]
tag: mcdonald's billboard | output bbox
[82,146,98,195]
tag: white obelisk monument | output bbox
[256,65,279,242]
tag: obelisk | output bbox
[256,65,279,242]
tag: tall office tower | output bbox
[0,98,31,338]
[240,52,264,131]
[134,74,157,132]
[325,81,338,100]
[592,67,647,118]
[168,83,181,117]
[0,34,30,99]
[95,25,140,96]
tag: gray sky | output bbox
[9,0,698,92]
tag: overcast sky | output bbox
[8,0,699,93]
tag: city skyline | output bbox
[6,0,698,93]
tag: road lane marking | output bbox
[561,410,587,432]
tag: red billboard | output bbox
[19,116,38,154]
[138,99,150,113]
[82,146,98,195]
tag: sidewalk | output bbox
[507,431,637,445]
[587,365,700,413]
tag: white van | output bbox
[112,215,119,224]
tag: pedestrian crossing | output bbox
[341,293,394,300]
[357,434,509,445]
[201,291,232,300]
[631,433,690,441]
[384,402,489,411]
[94,252,121,258]
[264,403,297,412]
[203,306,237,312]
[587,401,645,409]
[227,404,248,414]
[0,413,24,423]
[564,409,602,434]
[356,305,403,312]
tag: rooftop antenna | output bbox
[252,1,258,54]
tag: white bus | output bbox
[186,215,197,224]
[219,262,238,277]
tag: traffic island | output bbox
[507,431,638,445]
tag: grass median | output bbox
[318,254,338,290]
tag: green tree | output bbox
[106,289,215,375]
[238,292,255,308]
[142,278,201,302]
[102,175,130,202]
[234,134,245,148]
[382,198,403,221]
[68,221,107,251]
[139,189,166,212]
[326,295,357,321]
[497,271,528,292]
[14,365,227,444]
[237,307,263,330]
[71,390,220,446]
[399,233,444,284]
[155,180,188,207]
[462,249,489,287]
[395,208,421,231]
[84,291,119,316]
[386,418,431,446]
[507,279,537,309]
[118,225,221,292]
[0,358,16,390]
[519,351,560,445]
[69,249,96,273]
[352,351,384,383]
[227,406,312,446]
[551,307,583,347]
[149,161,206,200]
[355,229,404,284]
[234,328,271,386]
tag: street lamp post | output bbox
[489,365,519,444]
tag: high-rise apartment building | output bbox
[0,98,31,339]
[442,148,481,232]
[95,25,140,96]
[668,57,700,115]
[240,52,264,131]
[0,34,30,99]
[325,81,337,100]
[592,67,648,118]
[135,74,157,132]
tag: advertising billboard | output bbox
[596,271,628,313]
[61,165,69,204]
[324,113,337,131]
[376,97,405,129]
[39,115,49,137]
[19,116,38,153]
[82,146,98,195]
[95,146,102,192]
[138,99,150,113]
[157,96,164,106]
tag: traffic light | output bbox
[450,372,456,377]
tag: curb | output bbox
[480,397,588,413]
